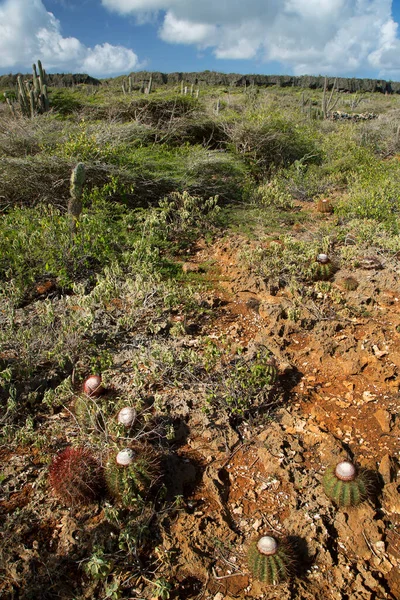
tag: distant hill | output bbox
[123,71,400,94]
[0,73,101,88]
[1,70,399,94]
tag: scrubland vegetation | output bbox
[0,74,399,599]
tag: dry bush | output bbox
[106,96,199,126]
[82,120,157,148]
[160,115,228,148]
[0,154,180,210]
[0,112,65,158]
[222,115,321,176]
[355,111,400,156]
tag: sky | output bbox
[1,0,400,79]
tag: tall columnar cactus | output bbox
[68,162,86,234]
[145,75,153,95]
[17,61,49,117]
[4,92,16,117]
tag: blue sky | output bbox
[1,1,400,79]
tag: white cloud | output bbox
[0,0,139,76]
[159,13,217,46]
[102,0,400,75]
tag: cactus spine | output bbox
[17,61,49,117]
[49,447,103,506]
[68,163,86,234]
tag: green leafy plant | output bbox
[207,349,278,417]
[83,546,113,580]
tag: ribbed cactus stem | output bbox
[17,62,50,117]
[148,75,152,94]
[42,85,50,112]
[17,76,29,116]
[128,76,132,93]
[68,163,86,234]
[38,60,46,87]
[32,63,40,95]
[29,89,36,118]
[4,92,16,117]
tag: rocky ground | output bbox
[1,207,399,600]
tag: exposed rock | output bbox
[374,408,392,433]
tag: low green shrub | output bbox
[0,190,135,297]
[336,158,400,231]
[241,234,331,288]
[225,111,322,176]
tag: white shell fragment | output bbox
[257,536,278,555]
[335,461,356,481]
[116,448,135,466]
[117,407,136,427]
[317,253,329,264]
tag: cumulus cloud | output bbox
[0,0,139,75]
[102,0,400,75]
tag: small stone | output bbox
[214,593,224,600]
[252,519,262,531]
[374,541,386,554]
[182,262,201,274]
[372,345,388,358]
[379,454,396,484]
[373,408,392,433]
[362,391,376,404]
[233,506,243,515]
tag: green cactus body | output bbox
[340,276,359,291]
[323,463,368,507]
[264,361,278,385]
[17,76,29,115]
[247,536,292,584]
[105,444,160,507]
[74,395,105,432]
[37,59,46,87]
[70,162,86,200]
[68,163,85,232]
[313,254,335,281]
[17,62,50,117]
[32,63,40,95]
